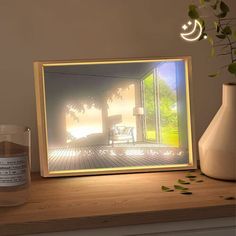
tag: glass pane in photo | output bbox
[143,72,157,142]
[157,62,179,147]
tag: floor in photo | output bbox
[48,143,189,171]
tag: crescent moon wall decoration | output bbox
[180,20,204,42]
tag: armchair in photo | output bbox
[109,126,135,146]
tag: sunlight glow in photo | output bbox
[66,105,102,141]
[107,84,136,128]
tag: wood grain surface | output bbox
[0,170,235,236]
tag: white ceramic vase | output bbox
[199,83,236,180]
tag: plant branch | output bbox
[218,18,234,63]
[205,23,236,32]
[214,44,231,50]
[219,17,236,21]
[214,41,236,47]
[187,1,236,76]
[217,52,232,56]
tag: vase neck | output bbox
[222,83,236,107]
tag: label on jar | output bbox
[0,156,27,187]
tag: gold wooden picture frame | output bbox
[34,57,197,177]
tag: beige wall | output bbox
[0,0,235,172]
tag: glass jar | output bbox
[0,125,31,206]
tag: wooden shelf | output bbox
[0,170,235,236]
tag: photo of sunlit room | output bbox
[43,59,192,172]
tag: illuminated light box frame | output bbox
[34,57,197,177]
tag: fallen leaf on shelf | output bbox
[180,191,193,195]
[161,186,174,192]
[224,197,236,200]
[185,175,197,179]
[174,185,189,191]
[178,179,190,185]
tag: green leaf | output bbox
[211,0,220,10]
[222,26,232,35]
[199,0,205,5]
[208,73,219,77]
[211,47,215,57]
[164,189,174,192]
[216,34,226,39]
[196,180,204,183]
[189,10,199,19]
[185,175,197,179]
[220,1,229,13]
[216,11,227,18]
[198,18,205,28]
[228,63,236,75]
[174,185,189,191]
[208,36,214,45]
[181,191,193,195]
[188,5,199,19]
[213,21,220,32]
[161,186,174,192]
[233,31,236,40]
[178,179,190,185]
